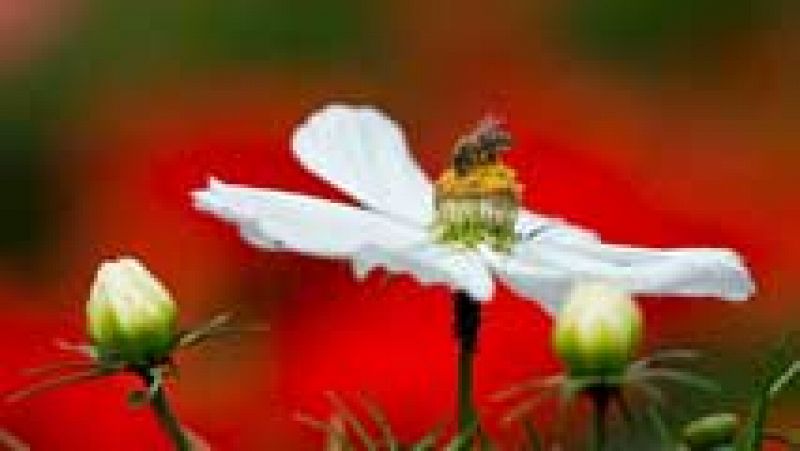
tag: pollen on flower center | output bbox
[433,117,521,252]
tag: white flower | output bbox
[87,257,177,363]
[192,104,755,312]
[553,281,642,376]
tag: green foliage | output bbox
[738,338,799,451]
[297,392,486,451]
[671,338,800,450]
[0,112,58,270]
[681,413,739,450]
[8,314,257,404]
[0,0,382,269]
[495,348,718,449]
[560,0,781,72]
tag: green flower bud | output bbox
[87,257,177,364]
[681,413,739,450]
[553,281,642,378]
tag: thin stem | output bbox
[453,291,481,449]
[458,344,477,432]
[140,370,192,451]
[589,387,611,451]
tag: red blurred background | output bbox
[0,0,797,449]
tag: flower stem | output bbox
[589,386,611,451]
[458,343,477,432]
[453,291,481,448]
[140,370,192,451]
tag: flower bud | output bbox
[681,413,739,450]
[553,281,642,378]
[87,257,177,364]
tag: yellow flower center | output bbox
[434,154,521,252]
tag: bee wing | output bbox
[292,104,434,226]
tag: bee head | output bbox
[453,140,480,176]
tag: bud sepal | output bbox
[495,282,718,448]
[8,312,258,403]
[9,258,263,408]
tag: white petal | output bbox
[480,248,574,315]
[192,178,493,298]
[292,104,434,226]
[354,244,494,301]
[515,209,600,244]
[192,178,424,257]
[511,228,755,303]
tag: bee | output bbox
[452,116,512,176]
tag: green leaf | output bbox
[739,337,795,451]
